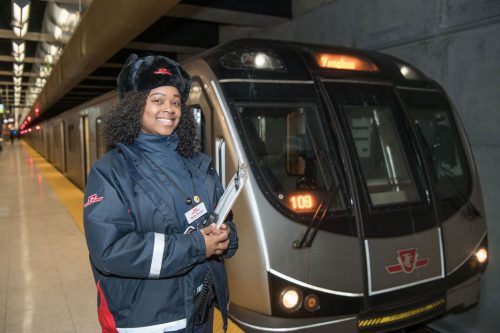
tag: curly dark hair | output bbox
[104,90,200,157]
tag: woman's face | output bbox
[141,86,182,136]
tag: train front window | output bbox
[399,90,471,203]
[345,106,419,205]
[325,82,422,207]
[237,104,344,213]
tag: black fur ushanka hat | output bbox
[117,54,192,102]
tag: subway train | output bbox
[24,39,488,332]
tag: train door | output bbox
[187,77,237,187]
[186,79,222,178]
[95,117,107,159]
[80,113,91,185]
[48,124,54,163]
[45,127,51,159]
[322,81,446,319]
[60,121,67,173]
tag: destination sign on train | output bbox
[316,52,379,72]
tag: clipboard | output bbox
[203,162,249,229]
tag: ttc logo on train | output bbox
[385,248,429,274]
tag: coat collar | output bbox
[134,132,179,153]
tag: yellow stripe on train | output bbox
[358,298,445,328]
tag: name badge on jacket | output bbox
[185,202,208,224]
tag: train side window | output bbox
[53,126,60,148]
[186,80,209,154]
[190,106,205,152]
[95,117,107,158]
[68,124,76,152]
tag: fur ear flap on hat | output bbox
[117,54,192,102]
[117,54,139,100]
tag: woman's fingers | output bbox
[215,239,229,255]
[200,224,230,257]
[200,223,216,235]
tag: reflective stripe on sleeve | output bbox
[117,318,187,332]
[149,232,165,279]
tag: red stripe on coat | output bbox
[96,281,119,333]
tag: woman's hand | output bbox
[200,223,230,258]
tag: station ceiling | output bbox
[0,0,291,125]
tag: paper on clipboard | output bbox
[213,162,248,228]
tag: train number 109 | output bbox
[289,194,315,211]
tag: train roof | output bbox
[188,38,440,90]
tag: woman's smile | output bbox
[156,116,176,126]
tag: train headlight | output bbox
[475,248,488,264]
[279,287,302,312]
[220,50,286,71]
[304,294,320,312]
[254,53,268,68]
[397,63,426,80]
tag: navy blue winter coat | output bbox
[83,133,238,333]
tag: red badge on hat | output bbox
[154,68,172,75]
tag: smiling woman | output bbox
[83,54,239,333]
[141,86,182,136]
[102,54,200,156]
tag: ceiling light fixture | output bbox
[14,63,24,76]
[39,65,52,78]
[53,4,80,32]
[13,53,25,63]
[13,22,28,38]
[12,40,26,54]
[35,78,46,88]
[12,0,31,28]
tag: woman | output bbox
[84,54,238,333]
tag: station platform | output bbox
[0,141,241,333]
[0,140,98,333]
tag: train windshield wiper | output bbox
[292,183,341,249]
[414,123,481,219]
[436,164,481,219]
[292,147,340,249]
[292,119,344,249]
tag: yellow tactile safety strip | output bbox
[358,298,445,328]
[21,141,85,232]
[21,141,244,333]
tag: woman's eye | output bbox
[153,98,162,104]
[172,101,181,107]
